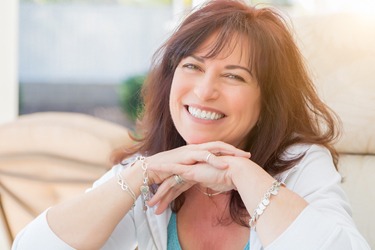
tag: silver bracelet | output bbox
[117,172,136,208]
[138,156,151,211]
[249,180,283,229]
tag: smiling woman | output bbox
[12,0,370,249]
[169,33,261,147]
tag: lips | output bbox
[187,106,225,120]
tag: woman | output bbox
[13,0,370,249]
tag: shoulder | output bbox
[281,143,334,171]
[277,144,341,196]
[282,143,331,161]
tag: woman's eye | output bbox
[182,63,200,70]
[225,74,245,82]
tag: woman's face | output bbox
[169,34,261,147]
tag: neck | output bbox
[177,189,238,234]
[194,185,228,197]
[183,185,231,212]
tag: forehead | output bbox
[193,32,251,65]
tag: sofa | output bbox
[293,12,375,248]
[0,112,133,249]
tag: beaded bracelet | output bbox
[138,156,151,211]
[117,172,137,208]
[249,180,283,229]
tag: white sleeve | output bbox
[12,163,138,250]
[258,144,370,250]
[12,209,75,250]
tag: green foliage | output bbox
[18,83,24,114]
[119,74,146,122]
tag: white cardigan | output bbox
[12,144,370,250]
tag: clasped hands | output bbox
[143,141,252,214]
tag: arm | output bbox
[13,142,250,249]
[233,144,370,249]
[148,144,370,249]
[12,163,141,250]
[46,163,143,249]
[259,145,370,250]
[230,152,307,247]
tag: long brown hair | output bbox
[112,0,340,227]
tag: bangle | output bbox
[138,156,150,211]
[117,173,136,208]
[249,180,283,229]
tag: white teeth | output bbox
[188,106,224,120]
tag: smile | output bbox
[187,106,225,120]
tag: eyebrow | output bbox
[191,55,252,76]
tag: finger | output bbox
[201,151,228,169]
[149,177,192,214]
[149,162,217,183]
[154,182,192,214]
[148,174,189,206]
[204,152,228,169]
[197,141,251,158]
[147,163,185,180]
[148,177,175,206]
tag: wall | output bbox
[19,3,173,85]
[0,0,18,124]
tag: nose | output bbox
[193,73,219,101]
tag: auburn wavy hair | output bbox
[112,0,340,227]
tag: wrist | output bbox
[120,161,144,196]
[123,156,152,211]
[229,160,275,209]
[228,159,258,190]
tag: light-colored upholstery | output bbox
[294,12,375,248]
[0,112,132,166]
[0,112,133,248]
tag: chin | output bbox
[182,135,215,145]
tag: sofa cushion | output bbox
[0,112,133,166]
[0,154,106,238]
[0,112,133,238]
[294,13,375,154]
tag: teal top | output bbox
[167,213,250,250]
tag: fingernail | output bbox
[240,151,251,157]
[219,162,229,168]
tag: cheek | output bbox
[169,77,185,120]
[169,87,177,119]
[170,74,190,103]
[237,92,261,125]
[169,81,179,110]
